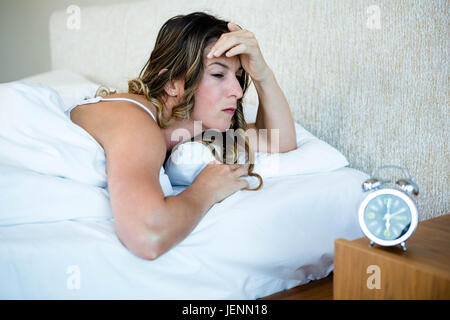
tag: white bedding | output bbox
[0,168,367,299]
[0,79,368,299]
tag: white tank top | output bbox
[65,96,173,197]
[65,96,157,122]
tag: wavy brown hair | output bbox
[128,11,262,191]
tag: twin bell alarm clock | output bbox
[358,165,419,251]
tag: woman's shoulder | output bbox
[106,93,158,118]
[72,93,165,154]
[99,93,164,139]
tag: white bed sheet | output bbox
[0,167,367,300]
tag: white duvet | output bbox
[0,81,368,299]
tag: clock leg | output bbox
[400,242,407,252]
[369,241,374,248]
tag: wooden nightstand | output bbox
[333,214,450,299]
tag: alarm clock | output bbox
[358,165,419,251]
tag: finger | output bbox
[207,30,250,58]
[226,163,239,170]
[238,177,250,189]
[211,38,243,58]
[232,166,249,177]
[230,164,241,170]
[224,43,247,58]
[208,32,249,58]
[228,22,242,31]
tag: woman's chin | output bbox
[204,121,232,133]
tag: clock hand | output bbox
[384,207,391,236]
[382,199,392,222]
[384,213,390,228]
[389,208,406,218]
[386,198,391,215]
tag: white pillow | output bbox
[164,122,349,187]
[253,122,349,177]
[19,69,105,108]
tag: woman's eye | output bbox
[212,74,224,78]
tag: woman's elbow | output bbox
[133,241,163,261]
[280,143,297,153]
[275,141,297,153]
[136,232,173,261]
[116,227,167,261]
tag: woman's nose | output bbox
[229,76,243,99]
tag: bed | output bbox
[0,169,367,299]
[0,1,370,299]
[0,75,368,299]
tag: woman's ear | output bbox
[158,68,185,98]
[164,78,185,98]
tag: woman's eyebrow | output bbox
[207,61,243,72]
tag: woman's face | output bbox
[191,41,244,132]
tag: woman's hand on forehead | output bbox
[206,22,271,83]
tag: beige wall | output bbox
[49,0,448,221]
[2,0,449,221]
[0,0,141,82]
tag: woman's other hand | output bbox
[191,160,249,204]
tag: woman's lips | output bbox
[222,108,236,114]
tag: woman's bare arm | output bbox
[94,101,247,260]
[94,102,215,260]
[252,69,297,153]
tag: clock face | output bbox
[363,193,412,241]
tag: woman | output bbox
[69,12,296,260]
